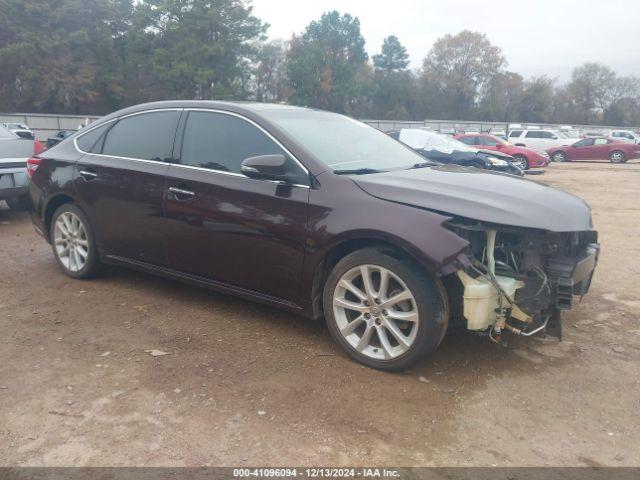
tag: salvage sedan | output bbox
[28,101,599,371]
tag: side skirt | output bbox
[102,254,304,315]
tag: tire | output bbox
[512,154,529,170]
[323,248,448,372]
[50,203,101,279]
[6,195,30,211]
[552,151,567,162]
[609,150,626,163]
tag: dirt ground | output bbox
[0,162,639,467]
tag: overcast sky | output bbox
[251,0,640,81]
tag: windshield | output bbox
[267,109,427,172]
[400,129,476,153]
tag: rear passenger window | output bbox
[76,123,111,153]
[509,130,522,138]
[101,111,180,161]
[180,111,308,185]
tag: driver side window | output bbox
[480,136,499,147]
[573,139,593,147]
[180,111,308,185]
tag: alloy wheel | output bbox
[610,151,625,163]
[512,155,528,170]
[53,212,89,272]
[332,264,419,360]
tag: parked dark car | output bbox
[28,101,598,371]
[388,128,524,176]
[47,129,76,148]
[1,125,43,210]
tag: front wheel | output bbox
[323,248,448,371]
[50,203,101,278]
[609,150,626,163]
[512,154,529,170]
[552,151,567,162]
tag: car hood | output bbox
[353,164,592,232]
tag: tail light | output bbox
[33,140,44,155]
[27,157,41,178]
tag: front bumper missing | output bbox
[548,243,599,309]
[456,235,599,335]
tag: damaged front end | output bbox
[445,219,599,341]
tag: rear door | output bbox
[164,109,310,303]
[73,109,181,265]
[590,138,612,160]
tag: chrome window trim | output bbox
[73,108,182,163]
[73,107,311,188]
[181,108,310,181]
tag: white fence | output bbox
[0,113,100,141]
[361,119,640,134]
[2,112,638,141]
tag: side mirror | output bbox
[241,154,286,180]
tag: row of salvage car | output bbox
[389,128,640,176]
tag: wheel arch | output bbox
[308,230,457,321]
[43,193,79,240]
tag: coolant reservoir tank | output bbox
[457,271,522,331]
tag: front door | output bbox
[73,109,181,265]
[567,138,594,160]
[164,110,311,303]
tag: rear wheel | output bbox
[609,150,626,163]
[50,203,101,278]
[323,248,448,371]
[512,154,529,170]
[552,151,567,162]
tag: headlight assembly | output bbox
[487,157,508,166]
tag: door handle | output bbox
[79,169,98,180]
[168,186,196,200]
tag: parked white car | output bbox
[609,130,639,144]
[508,129,581,153]
[1,122,35,140]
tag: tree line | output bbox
[1,0,639,126]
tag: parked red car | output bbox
[547,138,640,163]
[454,133,549,170]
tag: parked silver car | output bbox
[0,125,39,210]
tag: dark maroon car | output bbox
[28,101,599,371]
